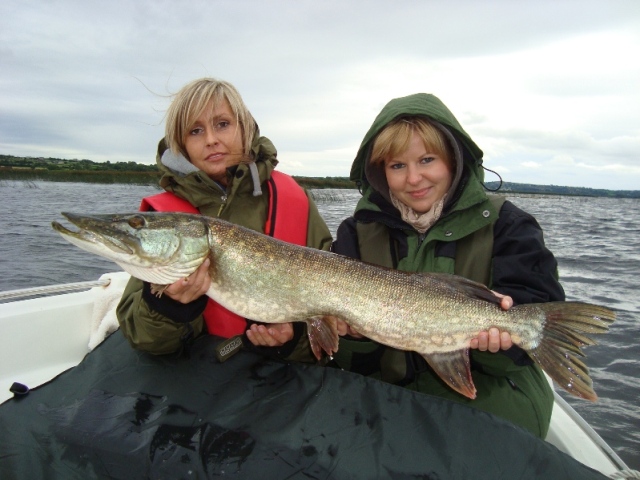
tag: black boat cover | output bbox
[0,332,607,479]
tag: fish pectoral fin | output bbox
[306,315,340,361]
[420,349,477,400]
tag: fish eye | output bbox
[128,215,146,229]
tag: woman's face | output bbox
[384,131,453,214]
[184,99,243,184]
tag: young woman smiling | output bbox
[330,93,565,438]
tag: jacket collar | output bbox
[154,135,278,209]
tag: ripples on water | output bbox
[0,181,162,288]
[0,181,638,468]
[507,195,640,467]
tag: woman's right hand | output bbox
[336,319,364,338]
[163,258,211,304]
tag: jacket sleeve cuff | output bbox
[142,282,208,324]
[275,321,305,357]
[499,345,534,366]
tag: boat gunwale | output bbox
[0,278,111,302]
[552,390,629,471]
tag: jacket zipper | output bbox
[217,195,227,217]
[417,232,427,248]
[198,173,228,216]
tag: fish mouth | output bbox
[52,212,136,254]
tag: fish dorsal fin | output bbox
[420,350,477,399]
[306,315,340,360]
[432,273,501,306]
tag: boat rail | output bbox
[0,278,111,303]
[553,391,631,473]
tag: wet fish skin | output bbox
[52,212,615,401]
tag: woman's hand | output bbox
[336,319,363,338]
[246,323,294,347]
[163,258,211,303]
[470,327,513,352]
[470,292,514,352]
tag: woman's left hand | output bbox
[469,292,514,352]
[470,327,513,352]
[246,323,294,347]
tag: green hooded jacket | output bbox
[116,134,332,357]
[331,93,559,438]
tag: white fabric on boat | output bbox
[88,284,124,350]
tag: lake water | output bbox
[0,180,638,469]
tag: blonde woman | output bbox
[117,78,332,356]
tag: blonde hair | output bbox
[370,118,452,168]
[164,78,257,160]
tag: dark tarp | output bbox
[0,332,607,480]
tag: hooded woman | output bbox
[330,93,564,438]
[116,78,332,357]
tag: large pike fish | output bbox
[52,212,614,401]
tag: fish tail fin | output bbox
[528,302,615,401]
[306,315,340,361]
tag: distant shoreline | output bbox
[0,169,355,190]
[1,154,639,198]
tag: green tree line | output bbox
[0,155,158,172]
[2,154,639,197]
[0,155,355,188]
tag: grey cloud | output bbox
[1,0,639,189]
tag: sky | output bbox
[1,0,639,190]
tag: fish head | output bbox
[52,212,211,286]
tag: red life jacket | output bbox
[140,171,309,337]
